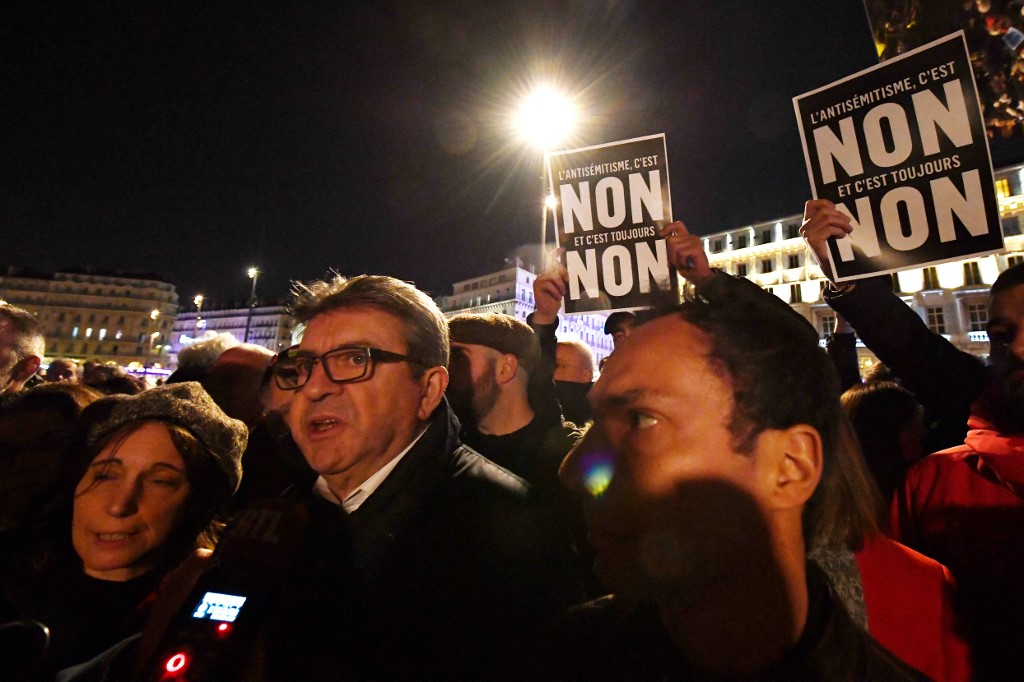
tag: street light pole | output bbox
[193,294,204,340]
[514,86,577,265]
[150,309,160,360]
[244,267,259,344]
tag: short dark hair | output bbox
[290,274,448,372]
[658,291,843,543]
[0,304,45,360]
[604,311,637,335]
[991,261,1024,298]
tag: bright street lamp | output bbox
[513,86,578,256]
[514,87,578,150]
[193,294,204,339]
[244,267,260,344]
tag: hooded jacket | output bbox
[893,409,1024,679]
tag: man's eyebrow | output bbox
[296,342,376,355]
[591,387,660,411]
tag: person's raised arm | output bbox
[527,253,569,425]
[660,220,810,327]
[800,199,852,285]
[799,199,987,446]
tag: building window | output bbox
[788,254,800,269]
[820,314,835,341]
[115,329,122,340]
[736,263,748,277]
[963,261,982,286]
[735,234,749,249]
[72,326,79,339]
[996,178,1011,200]
[758,228,773,245]
[926,306,946,334]
[760,258,774,273]
[85,328,93,339]
[58,312,65,322]
[118,315,125,325]
[711,238,724,253]
[98,328,107,341]
[1009,255,1024,268]
[922,267,940,290]
[966,303,988,331]
[889,273,901,292]
[790,284,803,303]
[785,223,800,239]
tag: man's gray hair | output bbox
[0,304,45,359]
[290,274,448,370]
[557,336,595,369]
[177,332,241,369]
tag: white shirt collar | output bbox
[313,426,429,513]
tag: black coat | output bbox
[263,402,580,679]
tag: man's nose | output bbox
[300,360,339,401]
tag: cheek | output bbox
[146,494,191,544]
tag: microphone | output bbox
[143,494,310,681]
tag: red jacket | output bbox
[855,534,969,682]
[892,413,1024,679]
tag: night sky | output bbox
[6,2,897,306]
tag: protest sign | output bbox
[546,134,675,314]
[794,31,1002,282]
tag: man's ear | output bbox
[12,356,40,383]
[758,425,823,511]
[417,366,448,420]
[495,353,519,384]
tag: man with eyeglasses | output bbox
[263,274,577,678]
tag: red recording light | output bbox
[217,622,231,634]
[165,652,189,674]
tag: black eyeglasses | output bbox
[272,345,424,390]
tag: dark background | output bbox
[2,1,940,305]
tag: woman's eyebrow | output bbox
[149,462,187,474]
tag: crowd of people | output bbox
[0,198,1021,679]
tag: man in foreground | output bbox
[265,274,574,677]
[549,225,921,678]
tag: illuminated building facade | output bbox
[699,163,1024,373]
[169,303,296,366]
[435,263,615,368]
[0,268,178,369]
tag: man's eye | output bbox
[629,411,658,430]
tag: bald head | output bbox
[555,340,594,384]
[203,344,276,425]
